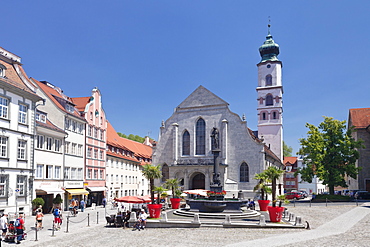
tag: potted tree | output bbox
[264,166,285,222]
[142,164,162,218]
[164,178,182,209]
[253,172,271,211]
[32,197,45,215]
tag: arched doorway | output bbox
[191,173,205,189]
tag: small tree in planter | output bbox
[32,197,45,214]
[164,178,183,209]
[263,166,285,222]
[142,164,162,218]
[52,194,63,205]
[253,172,271,211]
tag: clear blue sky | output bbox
[2,1,370,155]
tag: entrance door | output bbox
[191,173,205,189]
[366,179,370,192]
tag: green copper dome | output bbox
[259,31,280,63]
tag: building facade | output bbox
[347,108,370,192]
[283,157,298,192]
[0,47,43,214]
[33,79,88,210]
[106,121,152,202]
[72,88,107,206]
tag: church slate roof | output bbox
[176,85,229,109]
[349,108,370,129]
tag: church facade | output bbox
[152,30,284,196]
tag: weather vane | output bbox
[268,16,271,34]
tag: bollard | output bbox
[326,198,328,207]
[160,211,168,222]
[88,213,90,227]
[51,220,55,237]
[295,216,302,226]
[223,215,231,225]
[97,212,99,224]
[192,213,200,224]
[259,215,266,226]
[310,199,312,207]
[66,216,70,233]
[284,210,289,218]
[356,198,358,206]
[289,213,295,222]
[293,198,296,207]
[35,222,38,241]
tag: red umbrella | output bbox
[137,195,151,203]
[114,196,146,203]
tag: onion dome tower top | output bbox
[259,24,280,63]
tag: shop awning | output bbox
[65,189,89,195]
[36,188,65,195]
[86,187,107,192]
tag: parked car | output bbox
[299,191,308,198]
[354,191,370,200]
[285,192,302,200]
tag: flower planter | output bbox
[147,204,162,218]
[170,198,181,209]
[267,206,284,222]
[258,200,270,211]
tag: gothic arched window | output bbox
[265,74,272,86]
[182,130,190,155]
[240,162,249,182]
[266,94,273,106]
[161,164,169,182]
[196,118,206,155]
[272,111,279,119]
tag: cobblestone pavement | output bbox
[1,202,369,247]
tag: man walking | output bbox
[0,213,8,241]
[15,213,25,244]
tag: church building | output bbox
[152,29,284,196]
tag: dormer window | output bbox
[65,103,74,113]
[0,65,6,78]
[36,112,46,123]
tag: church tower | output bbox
[256,25,283,160]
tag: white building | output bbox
[106,121,152,201]
[297,157,326,194]
[0,47,43,215]
[33,79,87,210]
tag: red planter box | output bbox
[170,198,181,209]
[267,206,284,222]
[258,200,270,211]
[147,204,162,218]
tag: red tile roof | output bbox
[284,157,297,165]
[36,119,67,134]
[349,108,370,129]
[106,121,152,165]
[71,97,91,112]
[32,78,85,120]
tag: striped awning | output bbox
[65,189,89,195]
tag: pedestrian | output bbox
[35,209,44,230]
[138,209,148,230]
[80,199,85,212]
[0,213,8,241]
[102,197,107,208]
[15,213,25,244]
[53,206,62,230]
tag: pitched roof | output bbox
[177,85,229,110]
[106,121,152,165]
[71,97,91,112]
[349,108,370,129]
[36,119,67,134]
[32,78,85,120]
[284,157,297,165]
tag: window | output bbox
[87,147,92,158]
[182,130,190,155]
[71,143,77,155]
[100,170,104,179]
[272,111,278,120]
[88,125,92,137]
[55,166,61,179]
[17,140,27,160]
[240,162,249,182]
[46,137,53,151]
[54,139,61,152]
[18,104,27,124]
[161,164,169,182]
[261,112,267,120]
[36,135,44,149]
[17,175,26,196]
[116,175,119,184]
[0,66,5,77]
[196,118,206,155]
[94,149,98,159]
[77,168,83,179]
[46,165,53,179]
[72,121,77,132]
[36,164,43,178]
[64,167,70,179]
[94,169,98,179]
[78,144,83,156]
[265,74,272,86]
[0,97,9,118]
[36,112,46,123]
[100,130,104,140]
[71,168,77,179]
[0,136,8,158]
[94,128,98,139]
[65,118,71,130]
[87,169,92,179]
[65,104,74,113]
[0,175,8,197]
[99,150,103,160]
[266,94,273,106]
